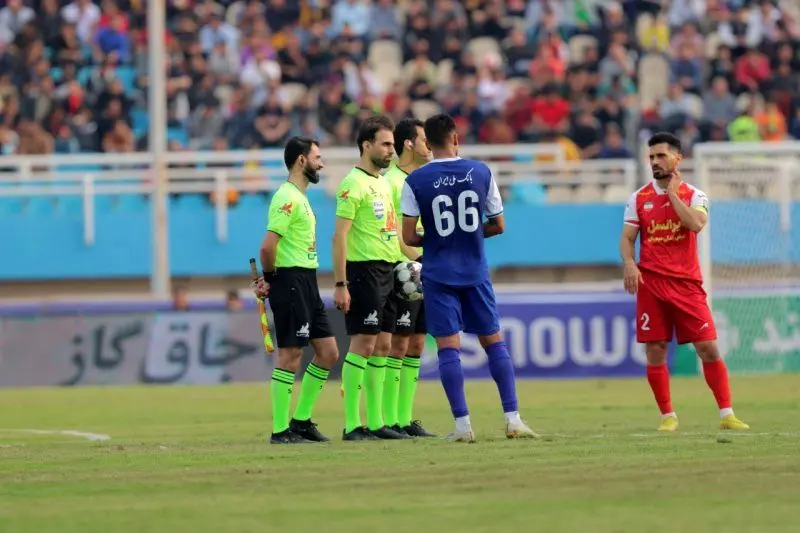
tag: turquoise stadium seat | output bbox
[131,108,149,137]
[236,194,268,210]
[513,153,534,162]
[167,127,188,146]
[115,66,136,94]
[509,182,547,204]
[50,66,63,83]
[78,66,93,85]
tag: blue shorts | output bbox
[422,277,500,337]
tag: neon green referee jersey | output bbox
[267,181,318,269]
[384,163,422,262]
[335,166,398,262]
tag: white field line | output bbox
[3,429,111,441]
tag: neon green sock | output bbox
[293,363,329,422]
[398,355,421,427]
[270,368,294,434]
[342,352,367,433]
[365,355,387,430]
[383,357,403,427]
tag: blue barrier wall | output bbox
[0,194,793,279]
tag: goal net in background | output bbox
[679,141,800,375]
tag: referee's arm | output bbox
[332,217,352,284]
[259,231,281,275]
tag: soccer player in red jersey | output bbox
[620,132,750,432]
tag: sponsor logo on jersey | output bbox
[279,202,293,216]
[373,201,385,219]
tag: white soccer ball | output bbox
[394,261,423,302]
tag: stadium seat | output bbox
[281,83,307,108]
[368,40,402,71]
[468,37,502,64]
[77,66,93,85]
[50,66,64,83]
[509,182,547,204]
[637,54,670,110]
[705,32,722,59]
[131,108,149,137]
[568,35,598,65]
[167,128,189,146]
[603,184,630,203]
[547,186,574,203]
[411,100,441,120]
[56,196,83,215]
[115,66,136,94]
[437,59,454,87]
[573,184,604,203]
[685,93,704,119]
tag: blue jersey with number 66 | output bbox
[401,157,503,288]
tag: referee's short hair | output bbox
[284,136,319,170]
[424,114,457,149]
[356,115,394,155]
[394,118,423,157]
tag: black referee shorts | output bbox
[345,260,394,336]
[268,267,333,348]
[382,280,427,335]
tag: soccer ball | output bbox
[394,261,423,301]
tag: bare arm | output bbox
[483,214,505,238]
[259,231,280,274]
[620,224,639,265]
[397,223,421,261]
[333,217,352,282]
[403,215,423,248]
[668,190,708,232]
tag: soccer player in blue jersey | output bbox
[400,114,539,442]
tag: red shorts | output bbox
[636,270,717,345]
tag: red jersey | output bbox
[623,181,709,282]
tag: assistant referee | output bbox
[333,115,410,441]
[255,136,339,445]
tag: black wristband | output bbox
[262,271,275,283]
[335,280,349,287]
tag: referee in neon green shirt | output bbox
[255,137,339,445]
[333,115,410,441]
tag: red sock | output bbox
[646,364,673,414]
[702,359,732,409]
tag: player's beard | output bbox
[303,163,320,184]
[371,153,392,170]
[652,163,673,181]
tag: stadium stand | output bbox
[0,0,797,158]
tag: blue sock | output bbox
[486,341,518,413]
[438,347,469,418]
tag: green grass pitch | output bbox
[1,375,799,533]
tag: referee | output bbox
[255,136,339,445]
[333,115,410,441]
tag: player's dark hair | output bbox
[424,114,457,149]
[356,115,394,155]
[394,118,424,157]
[647,132,682,155]
[283,136,319,170]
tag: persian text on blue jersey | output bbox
[400,157,503,337]
[400,157,504,288]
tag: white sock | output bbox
[720,407,734,418]
[661,412,677,419]
[504,411,521,424]
[455,415,471,433]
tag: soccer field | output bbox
[1,376,798,533]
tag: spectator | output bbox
[703,77,738,127]
[0,0,35,46]
[597,124,633,159]
[755,98,788,141]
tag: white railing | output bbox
[0,144,639,247]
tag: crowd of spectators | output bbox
[0,0,799,161]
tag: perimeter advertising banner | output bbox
[2,291,791,388]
